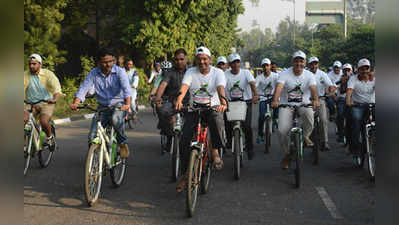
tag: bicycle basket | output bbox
[226,101,247,121]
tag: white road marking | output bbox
[316,187,344,219]
[53,118,71,125]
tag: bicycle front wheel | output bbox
[84,144,103,206]
[186,149,200,217]
[292,132,302,188]
[233,128,241,180]
[366,128,376,182]
[200,150,212,194]
[110,145,127,187]
[38,124,56,168]
[171,135,181,182]
[264,117,272,154]
[24,131,33,176]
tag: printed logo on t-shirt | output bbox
[193,83,211,105]
[288,83,303,102]
[230,80,243,100]
[263,82,273,97]
[319,77,325,84]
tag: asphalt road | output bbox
[24,107,375,225]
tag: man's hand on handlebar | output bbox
[216,104,227,113]
[70,103,79,111]
[312,100,320,110]
[271,101,279,108]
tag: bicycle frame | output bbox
[190,110,210,175]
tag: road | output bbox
[24,107,375,225]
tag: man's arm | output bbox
[216,85,227,113]
[175,84,189,111]
[271,83,283,107]
[249,81,258,103]
[119,69,133,111]
[132,71,139,88]
[71,71,94,110]
[47,71,62,103]
[346,88,353,106]
[155,81,168,104]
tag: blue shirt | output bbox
[26,75,53,103]
[75,65,133,106]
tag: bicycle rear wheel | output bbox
[233,128,241,180]
[264,117,272,154]
[171,135,181,182]
[110,145,127,187]
[38,124,56,168]
[84,144,103,206]
[186,149,200,217]
[366,128,376,182]
[200,150,212,194]
[24,131,33,176]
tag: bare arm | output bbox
[310,85,320,109]
[155,81,168,103]
[175,84,190,111]
[249,81,258,103]
[271,83,283,107]
[346,88,353,106]
[216,85,227,113]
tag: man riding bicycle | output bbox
[70,48,133,159]
[327,61,343,121]
[308,56,337,151]
[154,49,190,151]
[175,46,228,192]
[24,54,62,151]
[255,57,279,145]
[336,63,353,143]
[124,58,139,117]
[225,53,259,160]
[346,59,375,155]
[272,51,320,169]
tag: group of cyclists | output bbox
[24,45,375,193]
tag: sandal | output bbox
[176,173,188,193]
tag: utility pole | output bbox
[293,0,296,48]
[344,0,347,38]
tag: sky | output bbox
[237,0,307,33]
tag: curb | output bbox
[53,105,148,125]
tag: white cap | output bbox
[343,63,352,70]
[308,56,319,64]
[195,46,211,57]
[357,58,371,68]
[292,50,306,60]
[228,53,241,62]
[29,53,42,63]
[216,56,227,64]
[333,60,342,68]
[261,58,271,66]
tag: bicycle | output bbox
[351,103,376,182]
[186,95,228,217]
[125,99,139,129]
[78,104,128,206]
[309,96,326,166]
[24,100,58,176]
[169,110,184,182]
[279,103,312,188]
[259,94,274,154]
[225,98,247,180]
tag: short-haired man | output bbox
[70,48,132,158]
[175,46,227,192]
[24,54,62,151]
[272,51,320,169]
[225,53,259,159]
[308,57,337,151]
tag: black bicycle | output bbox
[259,94,274,154]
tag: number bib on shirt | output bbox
[193,88,211,105]
[288,84,303,103]
[230,85,244,100]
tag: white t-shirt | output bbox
[277,67,317,105]
[182,66,226,106]
[225,69,255,101]
[327,70,342,85]
[255,71,279,101]
[310,69,334,97]
[347,75,375,104]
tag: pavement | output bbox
[24,106,375,225]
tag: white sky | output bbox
[238,0,307,33]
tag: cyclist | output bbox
[255,57,279,144]
[225,53,259,160]
[24,54,62,151]
[271,51,320,169]
[327,61,343,121]
[336,63,353,143]
[154,49,190,151]
[175,46,228,192]
[149,61,171,99]
[308,56,336,151]
[148,62,162,84]
[216,56,228,72]
[70,48,132,159]
[346,58,375,155]
[124,58,139,117]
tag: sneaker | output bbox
[119,144,130,158]
[280,154,291,169]
[256,136,264,144]
[45,135,56,152]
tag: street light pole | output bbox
[293,0,296,48]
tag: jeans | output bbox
[278,106,314,154]
[180,111,225,173]
[350,105,368,153]
[258,100,272,137]
[88,105,128,145]
[336,97,347,138]
[326,96,336,115]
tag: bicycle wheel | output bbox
[38,124,55,168]
[354,131,365,168]
[366,128,376,182]
[84,144,103,206]
[264,117,272,154]
[292,132,302,188]
[186,149,200,217]
[200,150,212,194]
[233,128,241,180]
[110,145,128,187]
[160,135,167,155]
[171,135,181,182]
[24,130,33,176]
[312,118,320,165]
